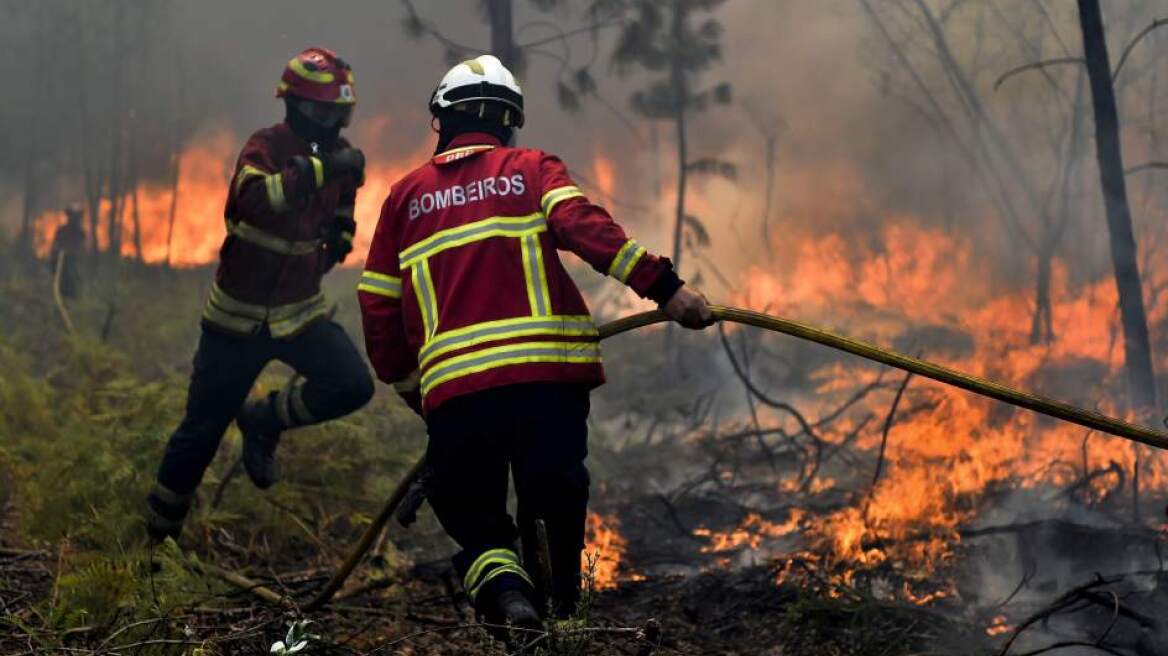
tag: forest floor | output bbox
[0,255,1156,654]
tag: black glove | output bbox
[322,147,365,186]
[321,215,356,271]
[395,467,432,528]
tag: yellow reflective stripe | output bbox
[608,239,647,283]
[265,173,288,212]
[421,341,602,397]
[209,282,267,319]
[468,564,533,602]
[267,298,329,338]
[540,185,586,216]
[149,483,194,507]
[521,234,551,317]
[435,144,497,160]
[399,213,546,269]
[463,548,521,592]
[335,205,354,218]
[411,260,439,338]
[358,271,402,299]
[226,219,321,255]
[418,315,597,371]
[289,56,335,83]
[235,165,269,194]
[310,156,325,188]
[203,283,327,338]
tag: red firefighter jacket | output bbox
[359,133,676,413]
[203,122,357,338]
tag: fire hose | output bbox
[213,305,1168,609]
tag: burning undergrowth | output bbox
[585,221,1168,653]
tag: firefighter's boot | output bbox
[145,483,194,543]
[490,589,542,640]
[237,394,284,489]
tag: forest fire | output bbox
[667,220,1168,605]
[34,126,428,267]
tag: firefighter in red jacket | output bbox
[359,55,714,629]
[146,48,374,541]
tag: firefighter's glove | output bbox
[664,285,716,329]
[395,467,432,528]
[322,215,356,271]
[323,147,365,187]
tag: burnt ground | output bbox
[0,546,990,655]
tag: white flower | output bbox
[270,621,312,654]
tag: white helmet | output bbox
[429,55,525,127]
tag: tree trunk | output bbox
[488,0,518,73]
[669,4,688,274]
[1030,249,1054,345]
[762,134,776,259]
[18,155,37,259]
[1076,0,1158,415]
[106,2,126,258]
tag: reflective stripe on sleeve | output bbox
[235,165,269,194]
[357,271,403,299]
[421,341,602,397]
[399,213,546,269]
[310,156,325,188]
[540,185,586,216]
[607,239,647,284]
[264,173,289,212]
[417,315,598,370]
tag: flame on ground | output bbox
[583,511,629,591]
[718,220,1168,604]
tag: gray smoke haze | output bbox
[5,0,1164,297]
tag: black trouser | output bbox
[425,383,591,615]
[155,320,374,496]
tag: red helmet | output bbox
[276,47,356,105]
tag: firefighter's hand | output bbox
[324,147,365,186]
[664,285,715,329]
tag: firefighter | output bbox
[359,55,714,630]
[49,203,86,299]
[146,48,375,542]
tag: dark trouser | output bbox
[154,320,374,498]
[425,383,591,616]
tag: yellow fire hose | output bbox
[219,305,1168,610]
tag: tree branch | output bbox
[993,57,1084,92]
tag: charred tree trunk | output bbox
[669,4,688,275]
[488,0,519,73]
[762,134,776,259]
[1076,0,1158,414]
[165,21,184,269]
[105,3,126,259]
[18,155,37,259]
[1031,248,1054,344]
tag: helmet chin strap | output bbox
[285,98,342,149]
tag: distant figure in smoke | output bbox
[49,203,86,299]
[359,55,714,632]
[145,48,374,542]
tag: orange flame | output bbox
[36,123,431,268]
[583,511,628,591]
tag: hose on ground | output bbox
[217,305,1168,610]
